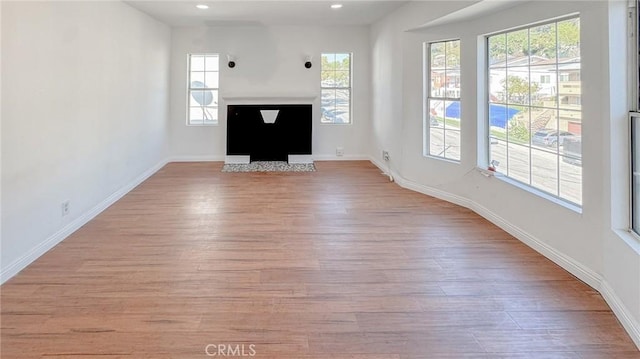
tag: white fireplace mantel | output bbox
[221,95,317,105]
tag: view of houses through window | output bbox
[426,40,461,161]
[488,17,582,205]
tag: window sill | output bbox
[425,154,460,164]
[474,167,583,214]
[612,229,640,254]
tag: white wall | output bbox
[602,0,640,344]
[1,1,171,280]
[370,1,476,170]
[169,25,371,160]
[371,0,640,347]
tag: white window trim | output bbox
[187,53,219,126]
[320,53,353,125]
[629,0,640,238]
[630,0,639,112]
[485,15,582,208]
[631,112,640,234]
[493,170,582,213]
[425,39,462,162]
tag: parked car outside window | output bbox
[532,128,576,147]
[562,136,582,166]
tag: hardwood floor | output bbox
[1,161,638,358]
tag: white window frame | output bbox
[187,53,219,126]
[486,15,582,207]
[425,39,462,162]
[629,0,640,236]
[631,113,640,234]
[320,53,352,125]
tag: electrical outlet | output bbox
[61,200,70,217]
[336,147,344,156]
[382,150,390,161]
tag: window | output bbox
[633,115,640,233]
[425,40,461,161]
[637,1,640,110]
[321,53,351,124]
[631,1,640,234]
[188,54,219,125]
[487,17,582,206]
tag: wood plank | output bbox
[1,161,636,357]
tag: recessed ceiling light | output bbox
[196,4,209,10]
[331,4,343,9]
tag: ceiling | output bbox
[125,1,409,27]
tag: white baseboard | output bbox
[369,156,600,285]
[169,155,224,162]
[0,158,169,284]
[1,154,367,283]
[397,175,472,209]
[601,281,640,349]
[369,156,403,184]
[471,200,602,289]
[0,155,360,283]
[172,155,369,163]
[313,154,370,161]
[368,157,640,350]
